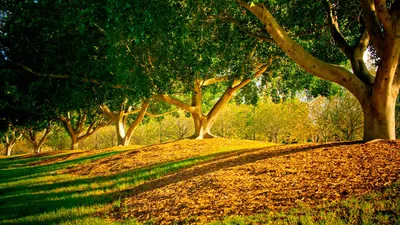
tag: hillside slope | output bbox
[0,139,399,225]
[103,140,400,224]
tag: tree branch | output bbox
[237,0,368,101]
[100,105,117,121]
[361,0,384,56]
[145,108,180,118]
[324,0,352,56]
[201,76,230,86]
[152,94,196,113]
[374,0,393,33]
[20,64,133,91]
[231,57,275,92]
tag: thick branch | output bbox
[20,64,132,91]
[37,125,53,148]
[374,0,393,33]
[231,57,275,92]
[239,1,368,100]
[152,94,196,113]
[361,0,384,55]
[100,105,117,121]
[125,101,150,139]
[77,114,87,134]
[202,76,230,86]
[324,0,352,56]
[123,108,142,116]
[60,116,76,139]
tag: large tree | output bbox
[232,0,400,141]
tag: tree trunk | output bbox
[5,144,14,156]
[362,93,397,141]
[71,135,79,150]
[34,145,42,154]
[190,113,216,139]
[71,142,79,150]
[116,118,128,146]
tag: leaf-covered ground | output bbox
[97,140,400,224]
[63,139,273,176]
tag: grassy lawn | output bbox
[0,140,399,224]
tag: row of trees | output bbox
[1,0,399,154]
[3,91,366,155]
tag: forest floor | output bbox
[0,139,399,224]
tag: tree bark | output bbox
[361,91,398,141]
[101,101,149,146]
[5,144,15,156]
[23,124,53,154]
[190,113,216,139]
[60,112,110,150]
[70,134,79,150]
[3,129,22,156]
[115,113,129,146]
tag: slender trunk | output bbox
[115,117,128,146]
[71,134,79,150]
[361,92,397,141]
[5,144,14,156]
[34,145,42,154]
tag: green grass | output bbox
[0,143,399,225]
[209,183,400,225]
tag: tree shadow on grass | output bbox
[0,141,362,224]
[0,150,131,183]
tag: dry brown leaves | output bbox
[64,139,270,176]
[104,140,400,224]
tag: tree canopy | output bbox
[1,0,399,142]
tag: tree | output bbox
[328,92,364,140]
[59,110,111,150]
[100,101,149,146]
[22,120,54,153]
[153,62,272,139]
[161,112,194,140]
[235,0,400,141]
[309,97,337,142]
[1,126,22,156]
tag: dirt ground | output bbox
[100,140,400,224]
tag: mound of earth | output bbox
[64,139,272,176]
[103,140,400,224]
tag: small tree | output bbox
[22,120,54,153]
[1,126,22,156]
[59,110,111,150]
